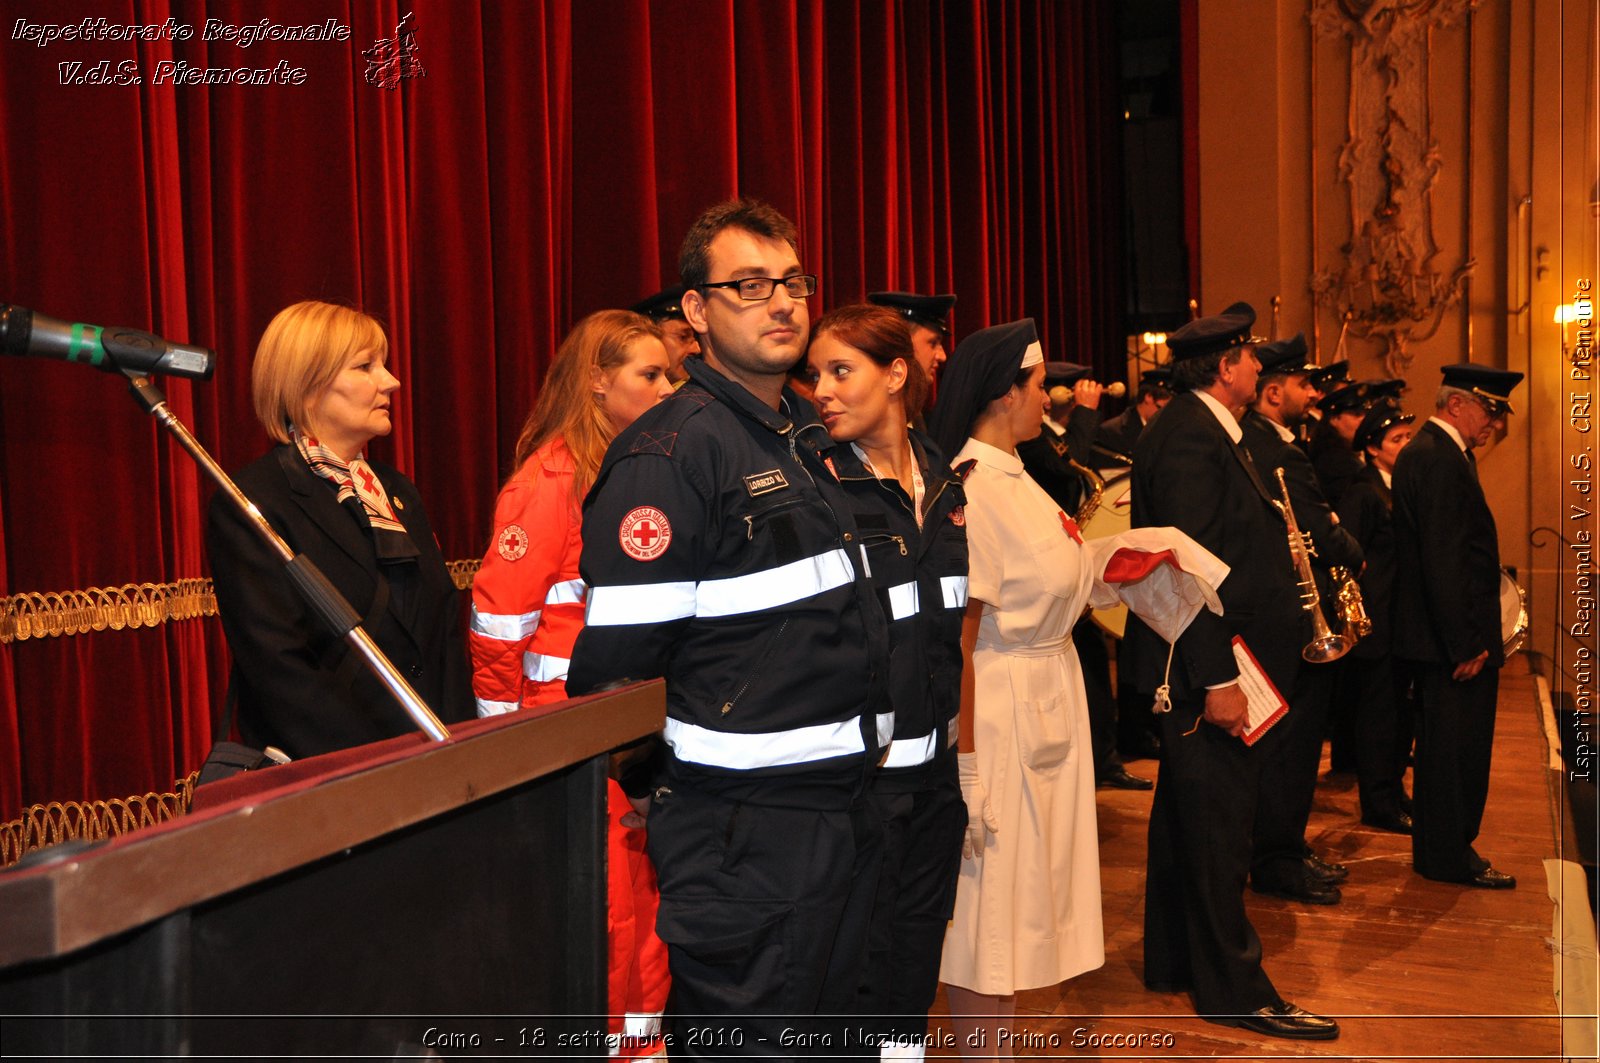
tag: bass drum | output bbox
[1080,470,1134,637]
[1500,568,1528,656]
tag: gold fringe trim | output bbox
[0,771,199,868]
[0,560,484,644]
[0,579,217,645]
[446,557,482,591]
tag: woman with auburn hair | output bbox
[470,307,674,1055]
[207,300,473,760]
[805,303,968,1058]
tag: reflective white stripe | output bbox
[545,578,587,605]
[625,1013,662,1038]
[586,581,698,625]
[885,580,920,620]
[470,604,540,641]
[876,711,895,748]
[523,651,571,683]
[882,728,939,768]
[940,575,969,609]
[696,548,854,618]
[476,697,519,718]
[664,714,881,770]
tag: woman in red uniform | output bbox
[470,308,674,1055]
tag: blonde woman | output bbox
[207,300,473,760]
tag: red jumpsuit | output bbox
[471,437,668,1056]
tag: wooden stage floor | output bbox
[926,658,1597,1060]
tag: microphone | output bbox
[0,304,214,380]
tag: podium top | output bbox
[0,681,664,969]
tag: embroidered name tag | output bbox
[743,469,790,497]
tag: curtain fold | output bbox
[0,0,1122,819]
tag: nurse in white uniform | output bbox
[926,319,1106,1055]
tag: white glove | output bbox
[958,752,999,859]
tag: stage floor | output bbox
[927,657,1597,1060]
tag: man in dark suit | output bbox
[1126,303,1338,1040]
[868,290,957,390]
[1238,333,1364,906]
[630,286,702,384]
[1392,363,1524,889]
[1095,367,1172,464]
[1308,382,1368,508]
[1338,404,1418,833]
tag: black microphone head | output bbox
[0,304,33,356]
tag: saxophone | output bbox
[1068,457,1105,527]
[1330,566,1371,643]
[1274,467,1351,663]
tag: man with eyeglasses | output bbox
[1391,363,1524,891]
[570,198,892,1055]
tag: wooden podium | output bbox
[0,681,664,1058]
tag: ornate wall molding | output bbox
[0,560,483,644]
[1308,0,1476,375]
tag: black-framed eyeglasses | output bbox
[699,275,818,301]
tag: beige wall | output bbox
[1193,0,1597,664]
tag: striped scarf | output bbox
[293,430,420,562]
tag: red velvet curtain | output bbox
[0,0,1121,820]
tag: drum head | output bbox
[1498,569,1528,655]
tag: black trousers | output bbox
[1347,653,1412,819]
[1409,662,1500,881]
[1074,615,1125,778]
[1144,697,1279,1016]
[1250,660,1336,886]
[857,772,966,1043]
[647,786,883,1058]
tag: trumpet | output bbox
[1274,467,1350,663]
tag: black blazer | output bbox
[1336,464,1397,658]
[206,445,473,759]
[1094,407,1145,463]
[1308,418,1365,508]
[1391,421,1503,668]
[1123,392,1305,700]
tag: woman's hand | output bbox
[958,752,999,859]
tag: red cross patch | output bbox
[497,523,528,562]
[950,505,965,527]
[1059,511,1083,544]
[619,506,672,561]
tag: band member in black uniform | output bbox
[1308,382,1368,508]
[569,199,892,1054]
[1237,334,1364,905]
[1337,404,1418,834]
[806,303,969,1056]
[1095,367,1172,464]
[1125,302,1338,1040]
[1297,360,1349,451]
[1018,364,1149,791]
[868,290,958,393]
[630,286,702,385]
[1392,364,1524,890]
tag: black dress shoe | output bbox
[1303,852,1349,884]
[1217,1001,1340,1040]
[1361,810,1413,834]
[1467,867,1516,889]
[1098,767,1153,790]
[1251,875,1342,905]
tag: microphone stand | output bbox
[122,368,452,744]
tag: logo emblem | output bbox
[620,506,672,561]
[497,523,528,561]
[1059,511,1083,545]
[950,505,965,527]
